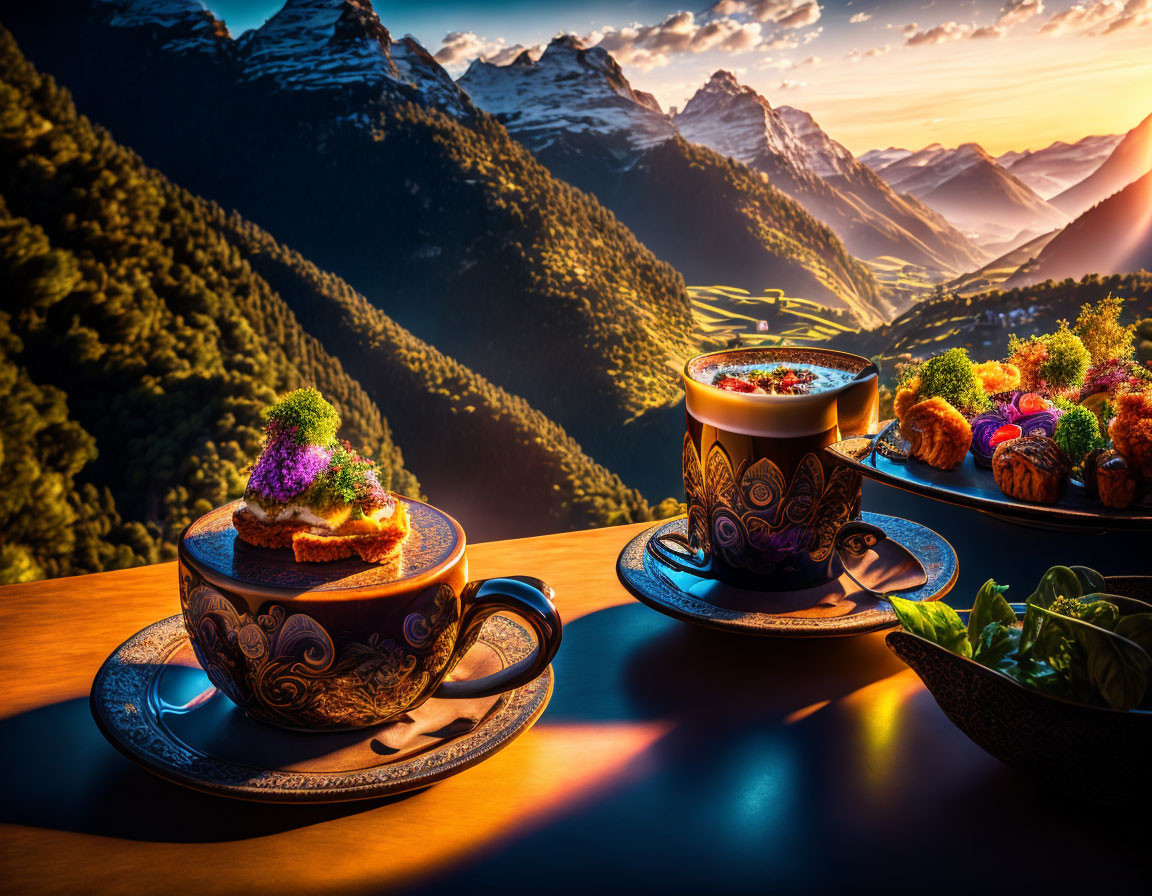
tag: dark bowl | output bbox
[885,576,1152,803]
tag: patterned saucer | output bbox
[617,512,957,637]
[91,614,552,803]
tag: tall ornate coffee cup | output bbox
[654,347,880,590]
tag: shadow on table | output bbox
[395,601,1148,894]
[544,601,906,725]
[0,697,418,842]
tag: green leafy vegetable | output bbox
[1115,614,1152,656]
[1020,565,1083,660]
[888,596,972,658]
[890,564,1152,712]
[967,578,1015,649]
[974,622,1019,671]
[1034,605,1151,711]
[1070,566,1106,596]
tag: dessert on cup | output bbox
[232,388,410,563]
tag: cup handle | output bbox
[647,531,712,576]
[435,576,563,699]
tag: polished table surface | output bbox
[1,481,1149,895]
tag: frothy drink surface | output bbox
[704,362,856,396]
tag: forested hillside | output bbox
[0,28,659,581]
[605,138,888,324]
[3,1,697,457]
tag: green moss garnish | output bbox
[916,348,989,415]
[1053,404,1104,465]
[264,388,340,447]
[302,442,380,509]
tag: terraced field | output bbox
[689,285,857,350]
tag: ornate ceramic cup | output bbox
[177,498,562,731]
[654,347,881,590]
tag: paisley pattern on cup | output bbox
[682,433,862,575]
[180,568,459,730]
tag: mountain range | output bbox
[672,71,985,275]
[860,142,1068,248]
[997,134,1122,199]
[1049,113,1152,217]
[0,22,665,587]
[1,0,1150,583]
[3,0,701,493]
[461,40,893,326]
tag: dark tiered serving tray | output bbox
[827,423,1152,531]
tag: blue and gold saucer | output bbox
[617,512,957,637]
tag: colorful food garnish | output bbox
[1052,403,1105,468]
[1074,294,1136,367]
[1008,323,1091,395]
[710,363,852,396]
[887,303,1149,512]
[913,347,990,416]
[233,388,410,563]
[889,565,1152,711]
[901,397,972,470]
[1107,388,1152,478]
[969,392,1063,468]
[972,360,1021,396]
[1017,392,1050,415]
[990,423,1021,447]
[991,434,1070,504]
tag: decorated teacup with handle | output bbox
[653,347,881,591]
[178,497,562,731]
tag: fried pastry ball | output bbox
[894,376,921,423]
[992,435,1071,504]
[973,361,1021,396]
[901,397,973,470]
[1109,389,1152,479]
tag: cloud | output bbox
[1040,0,1123,34]
[487,43,544,66]
[798,55,821,66]
[433,32,544,70]
[590,11,764,70]
[762,33,801,48]
[434,31,497,67]
[1102,0,1152,32]
[996,0,1045,28]
[707,1,822,28]
[905,20,974,44]
[778,79,807,89]
[849,12,872,24]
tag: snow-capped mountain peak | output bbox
[92,0,468,116]
[674,70,809,173]
[237,0,398,90]
[94,0,230,55]
[459,34,674,153]
[775,106,856,179]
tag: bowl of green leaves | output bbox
[885,567,1152,802]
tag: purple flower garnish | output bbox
[247,430,332,503]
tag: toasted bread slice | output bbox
[232,502,411,564]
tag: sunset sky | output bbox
[204,1,1152,155]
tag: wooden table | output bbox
[1,482,1148,894]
